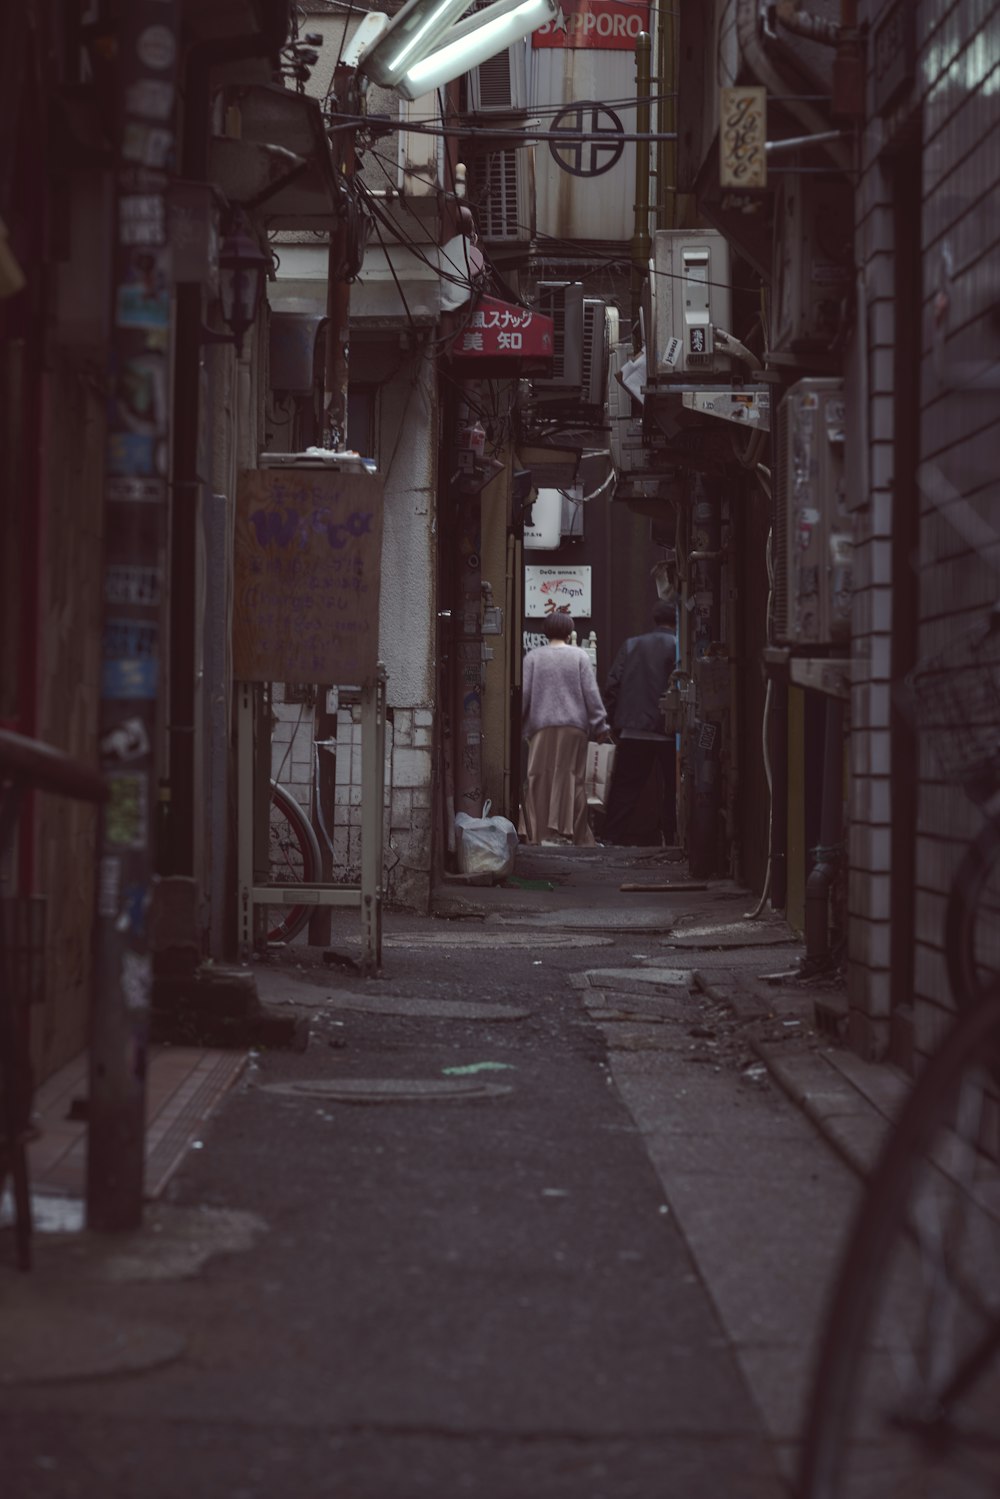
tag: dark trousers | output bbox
[604,737,676,846]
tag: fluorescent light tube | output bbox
[397,0,556,99]
[358,0,476,88]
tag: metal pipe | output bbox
[630,31,652,348]
[688,477,723,879]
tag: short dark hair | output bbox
[544,611,574,641]
[652,599,676,627]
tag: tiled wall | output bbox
[270,690,433,910]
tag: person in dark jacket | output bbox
[602,599,677,846]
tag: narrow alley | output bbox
[1,845,872,1498]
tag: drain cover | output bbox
[260,1077,514,1103]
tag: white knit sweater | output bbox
[521,643,610,739]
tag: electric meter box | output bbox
[649,230,732,380]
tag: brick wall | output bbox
[850,0,1000,1058]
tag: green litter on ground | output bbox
[504,876,555,891]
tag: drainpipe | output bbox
[803,695,845,970]
[688,477,723,878]
[630,31,651,348]
[656,4,674,229]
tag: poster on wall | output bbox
[524,564,592,618]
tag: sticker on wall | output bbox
[116,883,149,937]
[136,25,177,71]
[101,717,151,763]
[98,856,123,918]
[116,250,170,329]
[121,950,152,1012]
[123,122,174,169]
[108,430,156,477]
[105,565,162,607]
[697,722,718,751]
[106,773,149,850]
[119,194,166,248]
[103,619,159,699]
[107,476,165,504]
[125,79,173,121]
[116,355,168,436]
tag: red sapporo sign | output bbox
[533,0,650,50]
[450,297,555,361]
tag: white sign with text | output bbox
[524,564,592,618]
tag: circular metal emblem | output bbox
[548,102,625,178]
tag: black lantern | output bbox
[201,214,271,355]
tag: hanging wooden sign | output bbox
[233,463,382,684]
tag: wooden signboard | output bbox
[234,465,382,684]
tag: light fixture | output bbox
[397,0,556,99]
[200,213,271,355]
[357,0,556,101]
[357,0,474,89]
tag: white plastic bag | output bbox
[454,800,518,879]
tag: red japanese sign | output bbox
[533,0,650,50]
[449,296,555,361]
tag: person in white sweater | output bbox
[520,611,612,845]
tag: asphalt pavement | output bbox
[0,842,893,1499]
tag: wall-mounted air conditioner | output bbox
[649,229,732,379]
[468,40,528,112]
[471,144,531,242]
[580,299,608,406]
[771,173,854,355]
[773,378,851,649]
[532,282,584,389]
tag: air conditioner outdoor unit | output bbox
[532,282,584,389]
[773,378,851,649]
[649,229,732,379]
[468,40,528,111]
[580,299,608,406]
[772,173,854,355]
[471,144,531,242]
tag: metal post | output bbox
[631,31,652,345]
[688,478,723,879]
[360,666,386,975]
[88,0,181,1232]
[236,681,254,958]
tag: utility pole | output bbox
[88,0,181,1231]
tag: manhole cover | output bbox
[259,1078,514,1103]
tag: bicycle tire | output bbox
[267,781,322,945]
[797,990,1000,1499]
[945,813,1000,1009]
